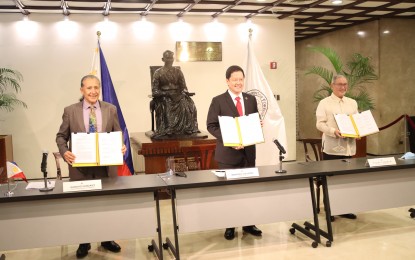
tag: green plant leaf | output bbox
[0,68,26,112]
[305,47,378,111]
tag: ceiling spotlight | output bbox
[383,30,390,34]
[331,0,343,4]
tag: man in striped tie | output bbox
[56,75,126,258]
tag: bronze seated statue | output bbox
[148,50,201,139]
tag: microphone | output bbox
[41,150,48,174]
[40,150,53,192]
[273,139,286,154]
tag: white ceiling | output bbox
[1,0,415,40]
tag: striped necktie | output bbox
[89,106,97,133]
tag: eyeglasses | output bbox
[334,83,348,87]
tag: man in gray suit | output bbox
[206,65,262,240]
[56,74,125,258]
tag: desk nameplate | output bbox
[225,167,259,179]
[366,157,396,167]
[63,179,102,192]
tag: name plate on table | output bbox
[366,157,396,167]
[63,180,102,192]
[225,167,259,180]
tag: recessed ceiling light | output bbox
[357,31,365,36]
[383,30,390,34]
[332,0,343,5]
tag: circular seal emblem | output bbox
[246,89,268,120]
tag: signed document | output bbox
[334,110,379,138]
[219,112,264,146]
[71,131,123,167]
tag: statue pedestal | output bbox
[130,131,217,174]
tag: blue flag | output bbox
[99,42,134,175]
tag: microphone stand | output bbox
[39,169,53,192]
[275,150,287,174]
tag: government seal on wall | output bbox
[247,89,268,120]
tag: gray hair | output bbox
[331,74,347,84]
[80,74,101,87]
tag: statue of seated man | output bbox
[151,50,199,138]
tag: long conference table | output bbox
[0,175,167,260]
[1,156,415,259]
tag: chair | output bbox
[301,138,323,213]
[181,144,216,171]
[52,152,63,180]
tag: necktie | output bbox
[89,106,97,133]
[235,97,243,116]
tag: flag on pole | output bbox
[7,161,28,182]
[96,41,134,176]
[245,34,288,166]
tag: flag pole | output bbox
[5,178,14,197]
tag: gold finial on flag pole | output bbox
[97,31,101,40]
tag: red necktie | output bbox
[235,97,243,116]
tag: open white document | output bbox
[71,131,123,167]
[334,110,379,138]
[219,112,264,146]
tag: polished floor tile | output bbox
[3,199,415,259]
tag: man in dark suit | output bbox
[56,75,125,258]
[206,65,262,240]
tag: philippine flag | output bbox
[6,161,28,182]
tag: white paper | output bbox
[71,133,97,164]
[238,113,265,145]
[334,114,357,136]
[352,110,379,137]
[218,112,264,146]
[26,181,56,190]
[218,116,241,145]
[98,131,123,165]
[211,170,226,177]
[334,110,379,138]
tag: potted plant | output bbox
[0,68,27,182]
[306,46,378,157]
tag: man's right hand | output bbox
[334,129,345,138]
[63,151,76,165]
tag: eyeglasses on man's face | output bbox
[334,83,348,87]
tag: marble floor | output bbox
[2,198,415,260]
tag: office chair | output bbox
[52,152,63,180]
[301,138,323,213]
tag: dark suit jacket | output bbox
[206,91,258,166]
[56,101,121,180]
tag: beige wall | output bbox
[0,14,296,178]
[296,18,415,155]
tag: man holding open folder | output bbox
[316,74,358,220]
[207,65,262,240]
[56,75,125,258]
